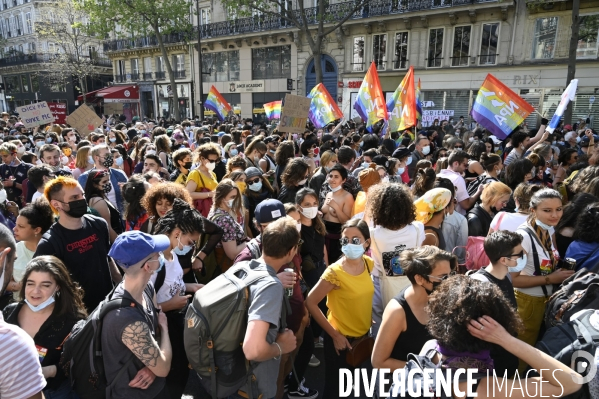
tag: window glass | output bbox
[577,15,599,59]
[428,28,444,67]
[452,26,471,66]
[21,74,29,92]
[480,23,499,65]
[532,17,558,59]
[252,45,291,79]
[373,34,387,70]
[352,36,364,72]
[393,32,408,70]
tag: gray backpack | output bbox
[184,260,281,399]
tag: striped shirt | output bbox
[0,313,46,399]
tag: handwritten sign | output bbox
[18,102,55,128]
[422,109,454,127]
[66,104,103,137]
[279,94,311,133]
[46,102,67,124]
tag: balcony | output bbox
[129,73,140,81]
[155,71,166,79]
[143,72,153,80]
[115,75,125,83]
[103,31,193,52]
[174,70,185,79]
[0,53,112,68]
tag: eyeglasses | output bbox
[247,178,260,184]
[339,237,365,246]
[454,146,463,149]
[505,251,525,260]
[426,271,456,281]
[205,159,218,163]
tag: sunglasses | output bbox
[454,146,463,149]
[205,159,218,163]
[247,178,260,184]
[339,237,365,246]
[505,251,525,260]
[297,239,304,247]
[426,271,457,281]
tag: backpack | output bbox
[194,213,229,285]
[184,260,287,399]
[463,236,490,271]
[60,285,153,399]
[536,309,598,399]
[545,268,599,328]
[467,175,496,197]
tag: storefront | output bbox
[79,85,140,122]
[156,83,192,121]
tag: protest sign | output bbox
[279,94,311,133]
[18,101,55,128]
[422,110,454,127]
[66,104,103,137]
[47,102,67,124]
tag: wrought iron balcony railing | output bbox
[0,53,112,68]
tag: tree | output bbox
[83,0,193,120]
[219,0,369,85]
[36,0,106,104]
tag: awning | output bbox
[77,87,105,102]
[96,85,140,103]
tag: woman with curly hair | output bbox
[140,182,193,234]
[225,155,248,175]
[570,165,599,195]
[3,256,87,398]
[366,183,425,336]
[422,275,581,398]
[122,174,150,231]
[186,142,220,217]
[372,246,455,376]
[565,201,599,271]
[278,157,310,204]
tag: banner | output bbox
[307,83,343,128]
[471,74,534,140]
[416,79,423,122]
[386,66,416,132]
[47,102,67,124]
[66,104,103,137]
[546,79,578,133]
[353,61,387,131]
[264,101,282,120]
[18,102,55,128]
[279,94,311,133]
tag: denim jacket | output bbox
[78,168,128,215]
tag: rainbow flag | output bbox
[204,86,232,121]
[471,74,534,140]
[353,61,387,131]
[264,101,282,120]
[307,83,343,128]
[416,78,423,122]
[387,66,416,132]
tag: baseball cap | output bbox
[245,167,262,180]
[255,199,286,224]
[108,231,170,269]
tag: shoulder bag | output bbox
[192,171,213,218]
[346,258,375,367]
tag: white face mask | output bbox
[0,189,7,203]
[422,145,431,155]
[25,289,58,312]
[297,178,307,186]
[205,161,216,171]
[296,222,302,232]
[226,199,235,208]
[300,206,318,219]
[61,155,69,165]
[146,150,156,156]
[330,184,342,193]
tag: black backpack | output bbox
[545,268,599,328]
[60,285,152,399]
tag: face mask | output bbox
[341,243,366,260]
[508,254,527,273]
[36,159,42,165]
[324,166,332,173]
[25,143,31,149]
[0,189,7,203]
[230,149,238,156]
[102,154,113,168]
[205,161,216,171]
[15,145,25,155]
[36,141,45,148]
[270,149,276,154]
[61,155,69,165]
[382,176,389,183]
[558,141,565,145]
[62,198,88,218]
[69,135,77,142]
[115,157,123,166]
[140,129,147,135]
[102,182,112,193]
[248,181,262,192]
[406,156,413,166]
[25,291,57,312]
[469,137,474,142]
[174,236,193,256]
[576,136,581,143]
[152,254,165,274]
[146,149,156,156]
[109,137,117,143]
[296,222,302,232]
[424,280,443,296]
[330,184,342,193]
[88,155,94,165]
[236,181,247,193]
[226,199,235,208]
[552,141,557,145]
[360,141,364,148]
[185,126,191,132]
[183,161,193,170]
[396,167,405,175]
[422,146,430,155]
[300,206,318,219]
[535,218,553,230]
[361,162,369,169]
[45,137,53,143]
[297,178,307,186]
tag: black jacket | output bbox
[467,204,494,237]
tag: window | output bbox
[4,18,10,37]
[577,15,599,59]
[372,34,387,70]
[131,58,139,75]
[144,57,152,72]
[25,12,31,34]
[117,59,125,75]
[47,42,56,54]
[428,28,444,67]
[15,14,21,35]
[252,45,291,79]
[174,54,184,71]
[204,51,239,82]
[393,32,409,70]
[4,75,19,92]
[21,75,29,92]
[27,42,35,53]
[452,25,471,66]
[156,56,164,72]
[480,23,499,65]
[31,74,38,92]
[199,7,211,25]
[352,36,364,72]
[532,17,558,59]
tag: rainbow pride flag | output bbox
[353,61,387,131]
[264,101,282,120]
[416,78,423,122]
[471,74,534,140]
[387,66,416,132]
[204,86,232,121]
[307,83,343,128]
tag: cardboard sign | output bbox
[18,101,55,128]
[279,94,311,133]
[104,102,123,115]
[66,104,103,137]
[46,102,67,124]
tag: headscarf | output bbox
[414,188,452,224]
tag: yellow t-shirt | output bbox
[351,191,367,217]
[320,256,374,337]
[174,172,188,186]
[187,169,218,192]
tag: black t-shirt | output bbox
[34,215,113,311]
[300,223,325,262]
[473,268,517,309]
[0,162,31,202]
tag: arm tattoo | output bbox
[121,321,161,368]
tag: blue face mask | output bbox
[535,219,553,230]
[45,137,53,143]
[341,243,365,260]
[115,157,123,166]
[173,236,193,256]
[248,181,262,192]
[230,149,238,156]
[396,167,405,175]
[25,290,57,312]
[88,155,94,165]
[153,254,165,274]
[508,254,527,273]
[361,162,369,169]
[406,156,413,166]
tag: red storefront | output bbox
[78,85,140,122]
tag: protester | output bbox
[84,169,123,242]
[321,164,354,263]
[555,192,599,257]
[278,158,310,204]
[243,167,275,237]
[490,183,541,234]
[467,181,512,237]
[185,142,219,211]
[438,150,484,215]
[565,202,599,271]
[27,164,55,203]
[414,187,452,247]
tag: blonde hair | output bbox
[319,151,337,168]
[75,146,92,169]
[481,181,512,207]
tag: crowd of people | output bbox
[0,109,597,399]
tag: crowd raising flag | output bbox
[263,100,282,120]
[307,83,343,128]
[204,85,233,121]
[416,78,423,122]
[386,66,416,132]
[471,74,534,140]
[353,61,387,131]
[546,79,579,133]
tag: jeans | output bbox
[371,276,383,337]
[323,331,354,399]
[43,380,79,399]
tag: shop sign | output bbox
[347,81,362,89]
[227,80,265,93]
[513,75,540,86]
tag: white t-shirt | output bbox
[12,241,34,300]
[31,191,42,203]
[516,222,557,297]
[437,169,469,215]
[490,212,528,233]
[150,252,186,304]
[370,222,425,277]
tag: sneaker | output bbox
[288,381,319,399]
[308,354,320,367]
[286,376,304,393]
[314,336,324,348]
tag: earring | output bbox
[56,291,60,297]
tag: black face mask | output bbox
[183,161,193,170]
[490,206,498,213]
[62,199,88,218]
[102,154,113,168]
[423,278,442,296]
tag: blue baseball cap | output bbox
[108,231,170,269]
[255,199,286,224]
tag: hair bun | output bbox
[171,198,191,212]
